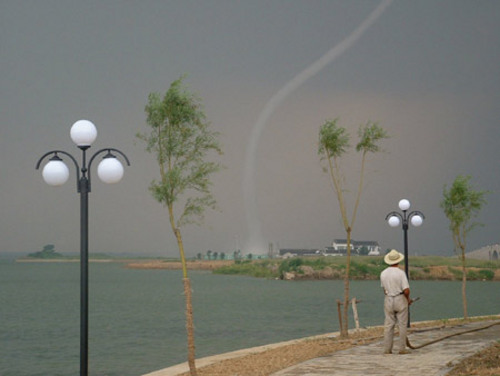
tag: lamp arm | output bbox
[385,211,403,221]
[36,150,81,189]
[88,148,131,170]
[87,148,131,189]
[408,210,425,220]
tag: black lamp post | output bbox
[36,120,130,376]
[385,199,424,327]
[385,199,424,280]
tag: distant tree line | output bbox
[195,250,258,261]
[28,244,64,259]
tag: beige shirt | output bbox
[380,266,409,297]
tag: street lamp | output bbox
[385,199,424,280]
[36,120,130,376]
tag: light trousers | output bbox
[383,295,408,353]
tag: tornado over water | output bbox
[242,0,393,252]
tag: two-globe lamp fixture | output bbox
[36,120,130,376]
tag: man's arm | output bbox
[403,287,412,305]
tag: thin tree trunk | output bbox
[336,300,343,333]
[183,278,197,376]
[170,210,197,376]
[455,230,468,321]
[341,229,352,338]
[461,249,468,320]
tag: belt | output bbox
[386,291,404,297]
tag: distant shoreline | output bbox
[15,258,225,269]
[14,258,500,281]
[16,258,116,263]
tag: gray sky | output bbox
[1,0,499,257]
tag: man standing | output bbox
[380,249,411,354]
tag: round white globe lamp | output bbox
[42,158,69,186]
[398,199,410,211]
[410,215,423,227]
[388,215,400,227]
[97,156,124,184]
[70,120,97,147]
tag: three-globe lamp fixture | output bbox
[36,120,130,376]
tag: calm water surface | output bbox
[1,261,498,376]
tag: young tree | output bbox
[318,118,388,337]
[137,76,223,375]
[440,175,488,320]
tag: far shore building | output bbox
[279,239,381,258]
[279,249,323,258]
[330,239,381,256]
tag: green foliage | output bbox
[441,175,489,318]
[466,269,479,280]
[318,119,350,159]
[467,269,495,281]
[349,261,369,277]
[448,266,463,279]
[210,256,500,280]
[137,75,223,228]
[235,259,251,265]
[355,121,389,154]
[349,261,385,278]
[214,262,275,278]
[279,258,304,276]
[28,244,64,259]
[318,119,388,162]
[317,118,388,263]
[473,269,494,281]
[440,175,488,252]
[137,76,224,373]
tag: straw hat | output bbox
[384,249,404,265]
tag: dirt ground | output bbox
[447,342,500,376]
[126,260,234,270]
[177,327,384,376]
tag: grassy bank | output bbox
[212,256,500,281]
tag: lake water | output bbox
[1,260,499,376]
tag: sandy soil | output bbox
[176,328,384,376]
[126,260,234,270]
[447,342,500,376]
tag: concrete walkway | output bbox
[143,319,500,376]
[272,320,500,376]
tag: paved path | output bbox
[271,320,500,376]
[143,320,500,376]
